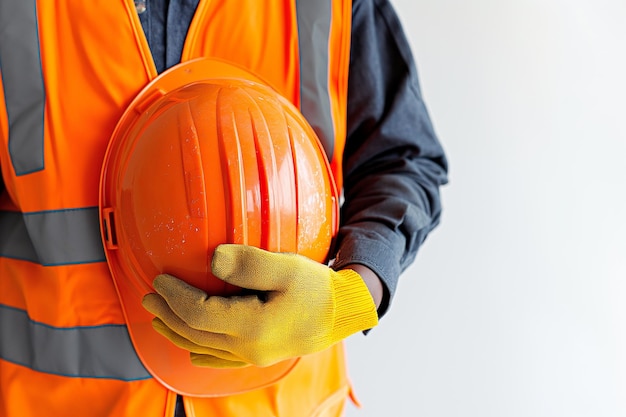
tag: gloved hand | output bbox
[142,244,379,368]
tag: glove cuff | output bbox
[330,269,379,342]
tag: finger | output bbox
[153,273,208,304]
[142,292,175,319]
[149,299,248,354]
[146,284,263,340]
[211,244,303,290]
[190,353,249,369]
[189,293,265,335]
[151,274,218,329]
[151,318,244,363]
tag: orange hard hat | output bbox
[98,58,339,397]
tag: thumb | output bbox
[211,244,298,291]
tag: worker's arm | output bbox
[333,0,448,317]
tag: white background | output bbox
[345,1,626,416]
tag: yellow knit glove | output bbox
[142,244,378,368]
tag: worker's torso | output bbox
[0,1,351,415]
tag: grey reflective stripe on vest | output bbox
[0,0,46,174]
[0,304,151,381]
[0,208,105,265]
[295,0,335,161]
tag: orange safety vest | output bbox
[0,1,354,416]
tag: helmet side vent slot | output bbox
[102,208,118,249]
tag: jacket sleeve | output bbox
[331,0,449,317]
